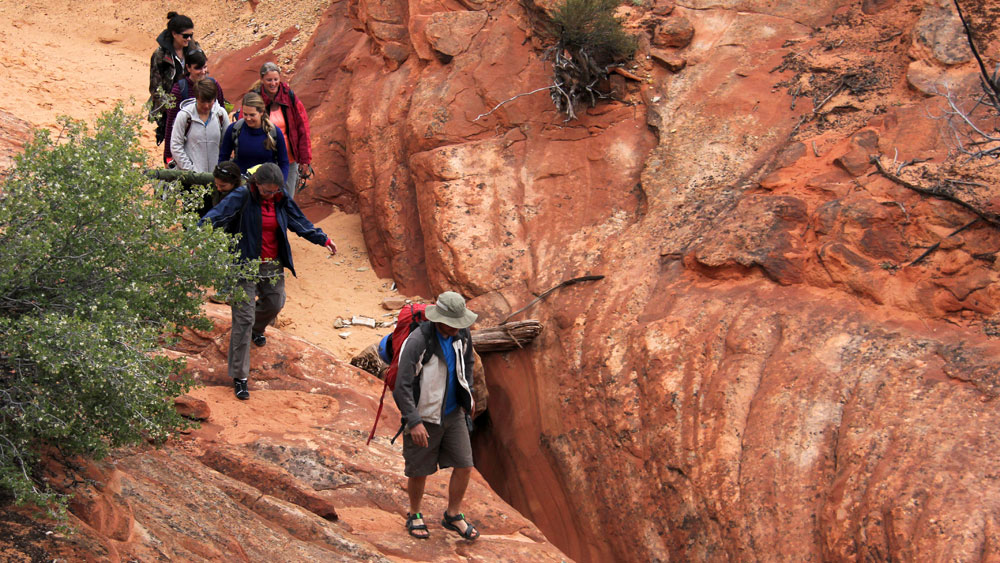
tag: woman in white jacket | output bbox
[170,78,230,174]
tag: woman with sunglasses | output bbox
[200,163,337,400]
[148,12,202,145]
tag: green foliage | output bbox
[549,0,637,64]
[0,105,247,507]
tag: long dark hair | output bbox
[166,12,193,34]
[213,161,243,186]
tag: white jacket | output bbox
[170,98,230,173]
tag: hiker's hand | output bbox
[324,239,337,255]
[410,423,429,447]
[298,163,310,176]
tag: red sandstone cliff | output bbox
[271,0,1000,560]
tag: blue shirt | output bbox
[377,333,392,363]
[437,330,459,416]
[219,121,290,181]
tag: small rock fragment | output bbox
[649,48,687,72]
[382,297,407,310]
[339,332,352,339]
[174,395,211,421]
[352,316,377,328]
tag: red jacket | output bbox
[255,83,312,165]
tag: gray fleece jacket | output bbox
[392,322,474,429]
[169,98,230,173]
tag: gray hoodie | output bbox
[170,98,230,173]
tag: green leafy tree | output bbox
[0,105,247,506]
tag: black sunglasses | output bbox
[181,32,194,39]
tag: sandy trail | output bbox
[1,0,403,360]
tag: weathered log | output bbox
[471,320,544,353]
[147,168,216,186]
[350,320,545,376]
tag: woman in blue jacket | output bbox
[200,163,336,400]
[218,92,289,181]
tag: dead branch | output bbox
[881,200,911,224]
[870,154,1000,227]
[474,86,553,122]
[954,0,1000,104]
[549,46,616,121]
[896,157,931,175]
[611,67,642,81]
[814,79,846,114]
[350,321,546,376]
[875,31,903,43]
[501,274,605,324]
[790,84,803,111]
[908,219,980,266]
[945,178,988,187]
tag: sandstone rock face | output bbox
[424,11,489,57]
[20,305,567,562]
[0,110,32,171]
[905,59,980,97]
[652,15,695,48]
[912,0,972,65]
[216,0,1000,560]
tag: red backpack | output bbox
[367,303,428,445]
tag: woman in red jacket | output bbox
[251,62,312,200]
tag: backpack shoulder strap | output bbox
[183,110,193,137]
[232,119,244,159]
[417,321,437,366]
[178,78,190,101]
[269,127,279,161]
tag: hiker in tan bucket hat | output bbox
[392,291,480,540]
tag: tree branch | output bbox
[501,275,604,324]
[474,86,553,122]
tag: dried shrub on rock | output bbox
[939,0,1000,160]
[547,0,637,119]
[0,106,248,509]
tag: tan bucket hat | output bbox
[425,291,478,329]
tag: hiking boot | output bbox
[251,332,266,347]
[234,378,249,400]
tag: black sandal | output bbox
[442,512,479,541]
[406,512,429,539]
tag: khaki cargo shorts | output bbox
[402,410,473,477]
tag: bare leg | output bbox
[446,467,474,534]
[406,476,429,538]
[408,476,427,514]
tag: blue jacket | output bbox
[219,120,290,181]
[199,184,328,277]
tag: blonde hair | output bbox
[242,92,276,152]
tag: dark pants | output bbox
[228,261,284,380]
